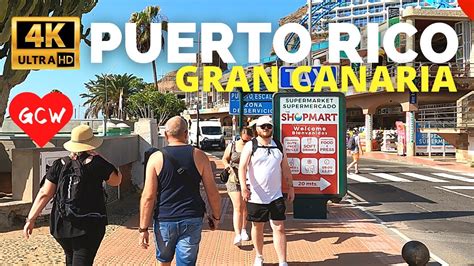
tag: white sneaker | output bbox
[279,262,288,266]
[241,229,250,241]
[253,255,264,266]
[233,235,242,246]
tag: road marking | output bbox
[432,173,474,183]
[435,186,474,200]
[400,172,448,183]
[441,186,474,190]
[461,173,474,178]
[347,191,450,266]
[370,173,412,182]
[347,174,376,183]
[359,167,375,171]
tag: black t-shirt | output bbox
[46,154,116,238]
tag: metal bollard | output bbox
[402,240,430,266]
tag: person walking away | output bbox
[347,128,363,174]
[238,116,295,266]
[139,116,221,266]
[222,127,253,246]
[23,125,122,266]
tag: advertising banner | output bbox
[396,121,406,155]
[415,122,455,153]
[274,92,346,198]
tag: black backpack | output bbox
[347,136,356,151]
[251,137,284,157]
[55,156,106,220]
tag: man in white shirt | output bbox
[239,116,295,266]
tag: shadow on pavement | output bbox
[262,231,376,246]
[370,210,474,222]
[259,252,406,266]
[349,184,436,203]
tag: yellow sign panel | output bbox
[11,17,80,70]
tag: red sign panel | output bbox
[277,94,345,196]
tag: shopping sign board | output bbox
[415,122,455,153]
[273,92,346,198]
[229,91,273,115]
[279,66,338,89]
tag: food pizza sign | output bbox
[274,92,346,198]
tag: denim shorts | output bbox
[153,217,203,265]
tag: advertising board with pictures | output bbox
[274,93,346,198]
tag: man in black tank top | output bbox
[139,116,221,266]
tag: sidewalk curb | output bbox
[362,154,473,174]
[347,190,450,266]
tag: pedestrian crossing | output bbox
[348,171,474,184]
[432,173,474,183]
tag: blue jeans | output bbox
[153,217,203,265]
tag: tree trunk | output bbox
[152,60,159,91]
[0,78,12,128]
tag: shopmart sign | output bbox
[273,92,346,198]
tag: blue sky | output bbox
[6,0,306,118]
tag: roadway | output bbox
[346,158,474,265]
[207,149,474,265]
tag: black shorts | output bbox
[247,197,286,222]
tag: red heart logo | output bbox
[9,92,73,147]
[459,0,474,20]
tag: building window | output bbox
[354,18,367,27]
[369,5,384,13]
[354,7,367,15]
[369,15,384,23]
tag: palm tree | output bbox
[129,6,168,91]
[81,73,143,119]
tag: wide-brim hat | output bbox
[63,125,103,152]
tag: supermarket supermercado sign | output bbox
[274,92,347,198]
[89,22,460,93]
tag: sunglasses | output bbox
[259,124,273,130]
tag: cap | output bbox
[256,116,273,127]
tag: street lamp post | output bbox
[307,0,312,66]
[196,32,202,148]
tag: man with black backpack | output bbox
[238,116,294,266]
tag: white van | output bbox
[189,119,225,150]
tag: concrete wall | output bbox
[1,119,134,133]
[10,135,139,203]
[467,130,474,166]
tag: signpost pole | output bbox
[307,0,312,66]
[428,132,432,158]
[239,90,244,132]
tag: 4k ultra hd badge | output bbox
[11,17,80,70]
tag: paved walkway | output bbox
[95,155,407,265]
[95,198,406,265]
[362,151,473,173]
[0,154,413,265]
